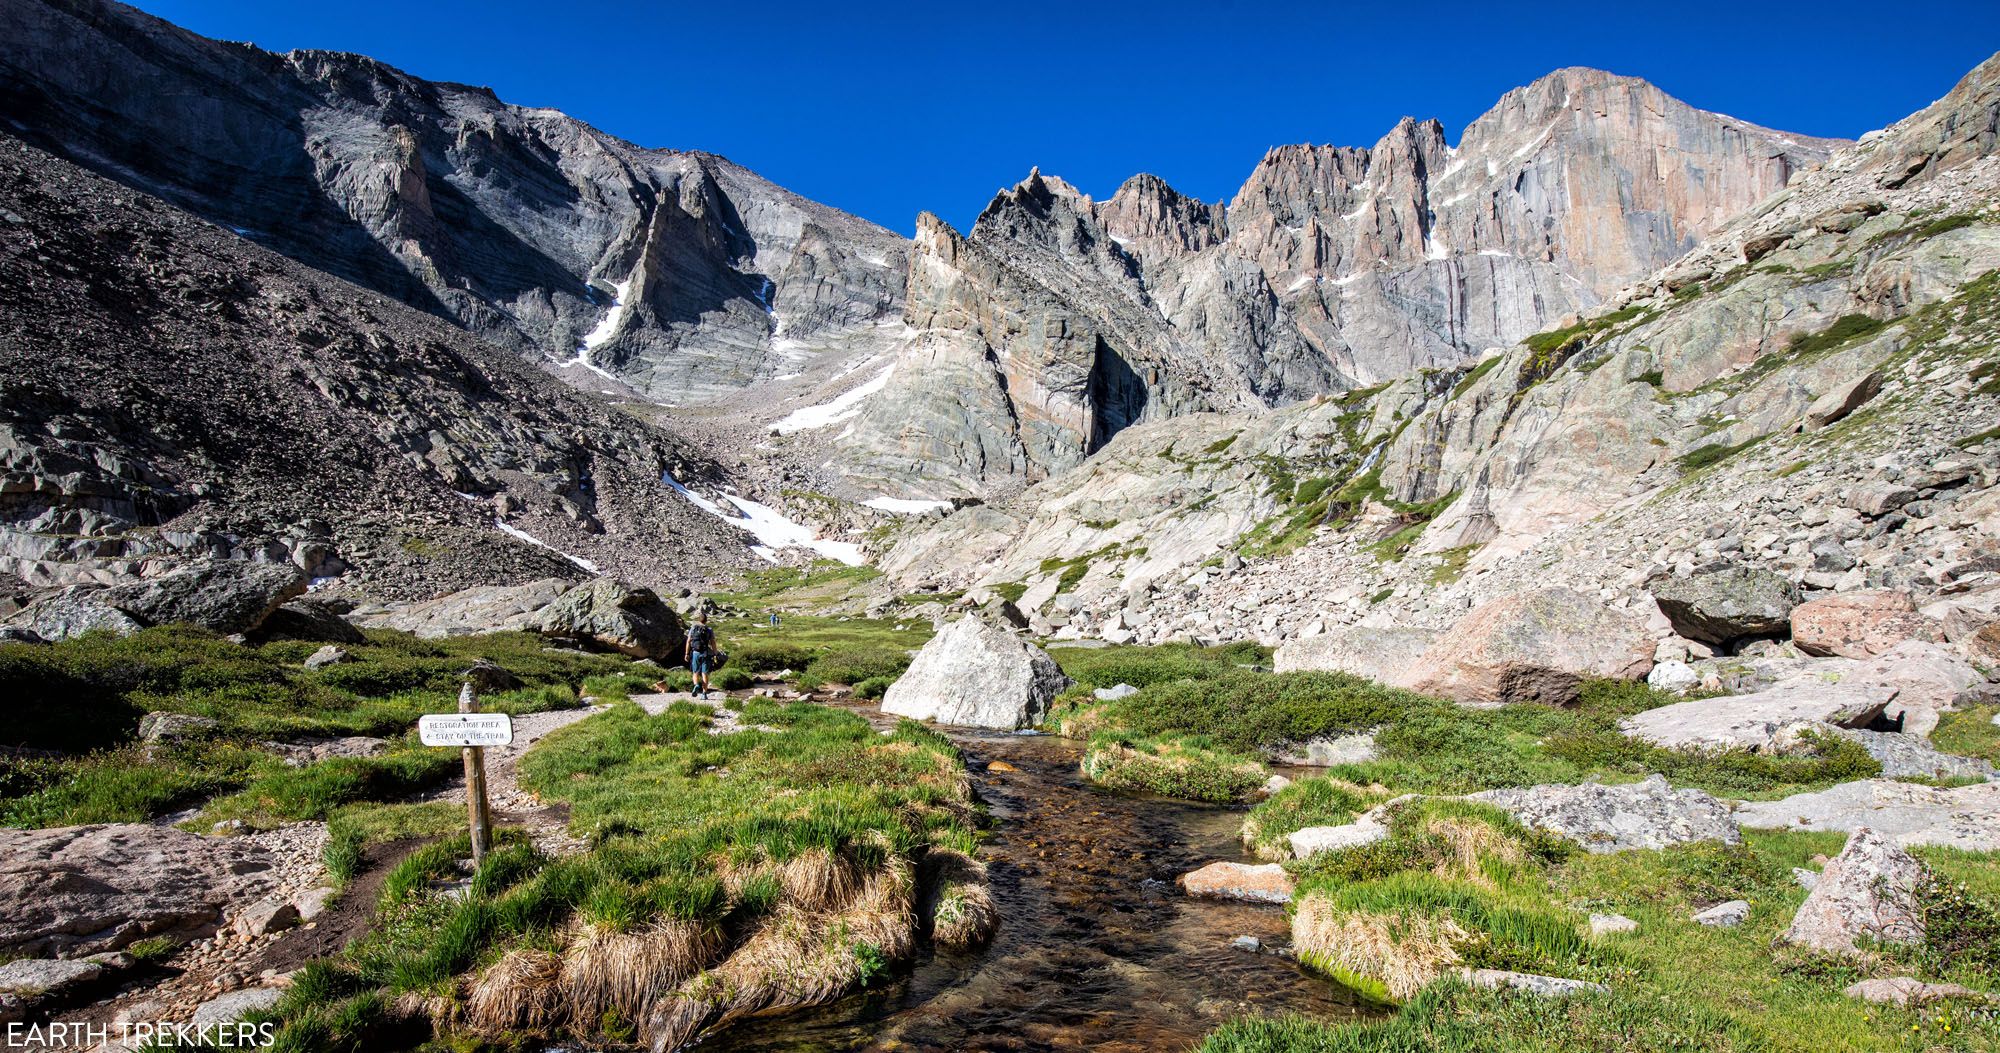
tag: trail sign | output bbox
[420,712,513,747]
[420,712,516,748]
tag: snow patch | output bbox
[662,473,865,566]
[582,276,635,351]
[1511,121,1558,160]
[771,366,892,435]
[863,496,954,515]
[495,520,600,573]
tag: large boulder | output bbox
[1737,779,2000,851]
[352,578,573,637]
[882,617,1071,729]
[1470,775,1739,853]
[1790,590,1940,659]
[1647,563,1799,645]
[1618,681,1897,753]
[3,590,143,642]
[99,560,306,636]
[0,824,279,956]
[253,597,366,644]
[1836,640,1986,737]
[1406,588,1654,706]
[1782,827,1926,955]
[526,579,684,661]
[3,561,305,641]
[1272,625,1438,688]
[1683,642,1981,738]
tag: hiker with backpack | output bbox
[686,612,718,699]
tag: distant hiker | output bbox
[686,612,717,699]
[769,612,781,628]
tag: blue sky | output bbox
[134,0,2000,235]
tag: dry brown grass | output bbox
[464,949,566,1034]
[644,857,918,1050]
[560,918,725,1030]
[775,848,864,913]
[1424,815,1525,887]
[1292,893,1469,1000]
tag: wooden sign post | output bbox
[418,683,512,869]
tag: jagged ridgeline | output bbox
[4,0,1843,506]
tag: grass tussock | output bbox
[260,697,982,1051]
[1081,735,1270,803]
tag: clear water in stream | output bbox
[701,718,1375,1052]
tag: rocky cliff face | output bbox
[0,0,908,404]
[0,132,757,600]
[830,68,1840,497]
[878,54,2000,652]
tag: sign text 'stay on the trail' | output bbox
[419,712,514,747]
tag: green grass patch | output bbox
[1677,432,1769,474]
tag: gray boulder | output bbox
[1783,827,1926,954]
[1647,563,1798,645]
[3,590,144,642]
[137,712,220,744]
[1273,625,1439,688]
[190,987,284,1027]
[527,579,684,660]
[1844,977,1986,1006]
[1843,728,1994,781]
[0,824,279,956]
[0,957,104,998]
[1271,731,1379,767]
[1737,779,2000,851]
[1693,900,1751,927]
[882,617,1072,729]
[1618,682,1897,753]
[303,645,350,669]
[1470,775,1740,853]
[1458,968,1608,998]
[100,560,306,636]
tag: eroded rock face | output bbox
[882,617,1071,730]
[0,0,909,406]
[1469,775,1739,854]
[0,824,280,957]
[526,579,684,661]
[1782,827,1926,954]
[1791,590,1940,658]
[1407,588,1654,705]
[1618,682,1897,753]
[1648,563,1799,645]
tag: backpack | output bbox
[686,623,714,654]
